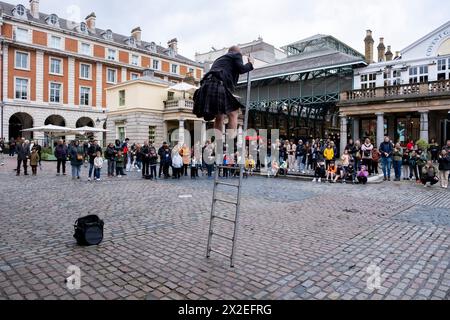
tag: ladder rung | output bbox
[212,215,236,223]
[209,249,231,259]
[214,198,238,205]
[216,181,239,187]
[211,231,234,241]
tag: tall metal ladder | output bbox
[206,72,252,268]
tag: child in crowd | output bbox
[371,147,380,175]
[402,148,410,180]
[326,161,337,183]
[341,150,350,173]
[279,161,288,176]
[171,151,183,179]
[357,165,369,185]
[335,165,344,183]
[409,150,419,182]
[268,160,279,178]
[30,148,40,176]
[94,151,103,181]
[245,155,256,177]
[345,164,356,184]
[313,160,326,183]
[115,150,125,178]
[190,156,200,179]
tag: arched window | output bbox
[48,14,59,26]
[105,29,113,40]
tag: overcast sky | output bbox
[17,0,450,59]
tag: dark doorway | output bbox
[9,113,34,140]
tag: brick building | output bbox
[0,0,203,144]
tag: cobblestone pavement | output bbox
[0,157,449,300]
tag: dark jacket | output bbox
[206,52,254,92]
[379,142,394,158]
[69,145,84,166]
[149,146,158,165]
[141,145,151,162]
[54,144,68,160]
[160,147,172,164]
[438,154,450,171]
[87,144,102,163]
[105,146,116,161]
[16,143,30,160]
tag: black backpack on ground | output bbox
[74,215,104,246]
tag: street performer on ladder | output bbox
[193,46,254,142]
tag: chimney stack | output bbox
[131,27,142,42]
[377,37,386,62]
[385,45,393,61]
[85,12,96,31]
[364,30,374,64]
[394,51,401,60]
[168,38,178,54]
[29,0,39,19]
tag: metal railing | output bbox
[340,79,450,102]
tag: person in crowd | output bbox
[406,140,415,151]
[191,154,201,179]
[323,143,334,169]
[105,143,116,178]
[409,150,419,182]
[158,142,169,178]
[345,164,356,184]
[345,139,355,158]
[278,160,288,176]
[429,139,440,163]
[421,160,439,187]
[334,164,344,183]
[0,140,4,166]
[312,159,326,183]
[54,139,68,176]
[141,141,151,179]
[311,143,321,171]
[287,139,297,173]
[30,147,39,176]
[357,165,369,185]
[148,143,158,180]
[402,148,410,180]
[393,143,403,182]
[222,152,231,178]
[133,144,142,172]
[416,150,428,181]
[296,140,305,174]
[379,136,393,181]
[69,140,84,180]
[443,140,450,153]
[438,149,450,189]
[87,140,102,182]
[180,144,191,177]
[122,139,132,172]
[245,154,256,176]
[94,151,104,181]
[341,149,351,174]
[33,141,42,169]
[161,143,172,179]
[371,147,381,175]
[9,137,16,157]
[268,160,279,178]
[279,141,287,168]
[115,150,125,178]
[16,139,30,176]
[171,149,183,179]
[304,141,312,172]
[353,140,362,171]
[361,138,373,175]
[326,161,337,183]
[204,142,215,179]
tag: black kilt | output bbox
[193,74,243,121]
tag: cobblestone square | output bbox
[0,158,449,300]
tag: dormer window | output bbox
[147,42,157,53]
[127,37,136,47]
[167,48,176,58]
[103,29,113,40]
[79,22,88,34]
[47,14,59,26]
[13,4,27,19]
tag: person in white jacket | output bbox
[171,151,183,179]
[94,151,104,181]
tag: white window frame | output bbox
[14,77,30,101]
[80,42,92,56]
[107,68,117,84]
[116,126,126,141]
[49,57,63,76]
[437,57,450,81]
[49,82,63,104]
[49,35,62,50]
[360,73,376,89]
[79,63,92,80]
[79,86,92,106]
[15,27,29,43]
[119,90,126,107]
[131,54,140,66]
[15,50,30,71]
[152,59,160,70]
[130,72,139,80]
[107,48,117,61]
[171,64,179,74]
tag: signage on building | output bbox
[426,28,450,57]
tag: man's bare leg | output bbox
[226,110,239,140]
[214,114,225,134]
